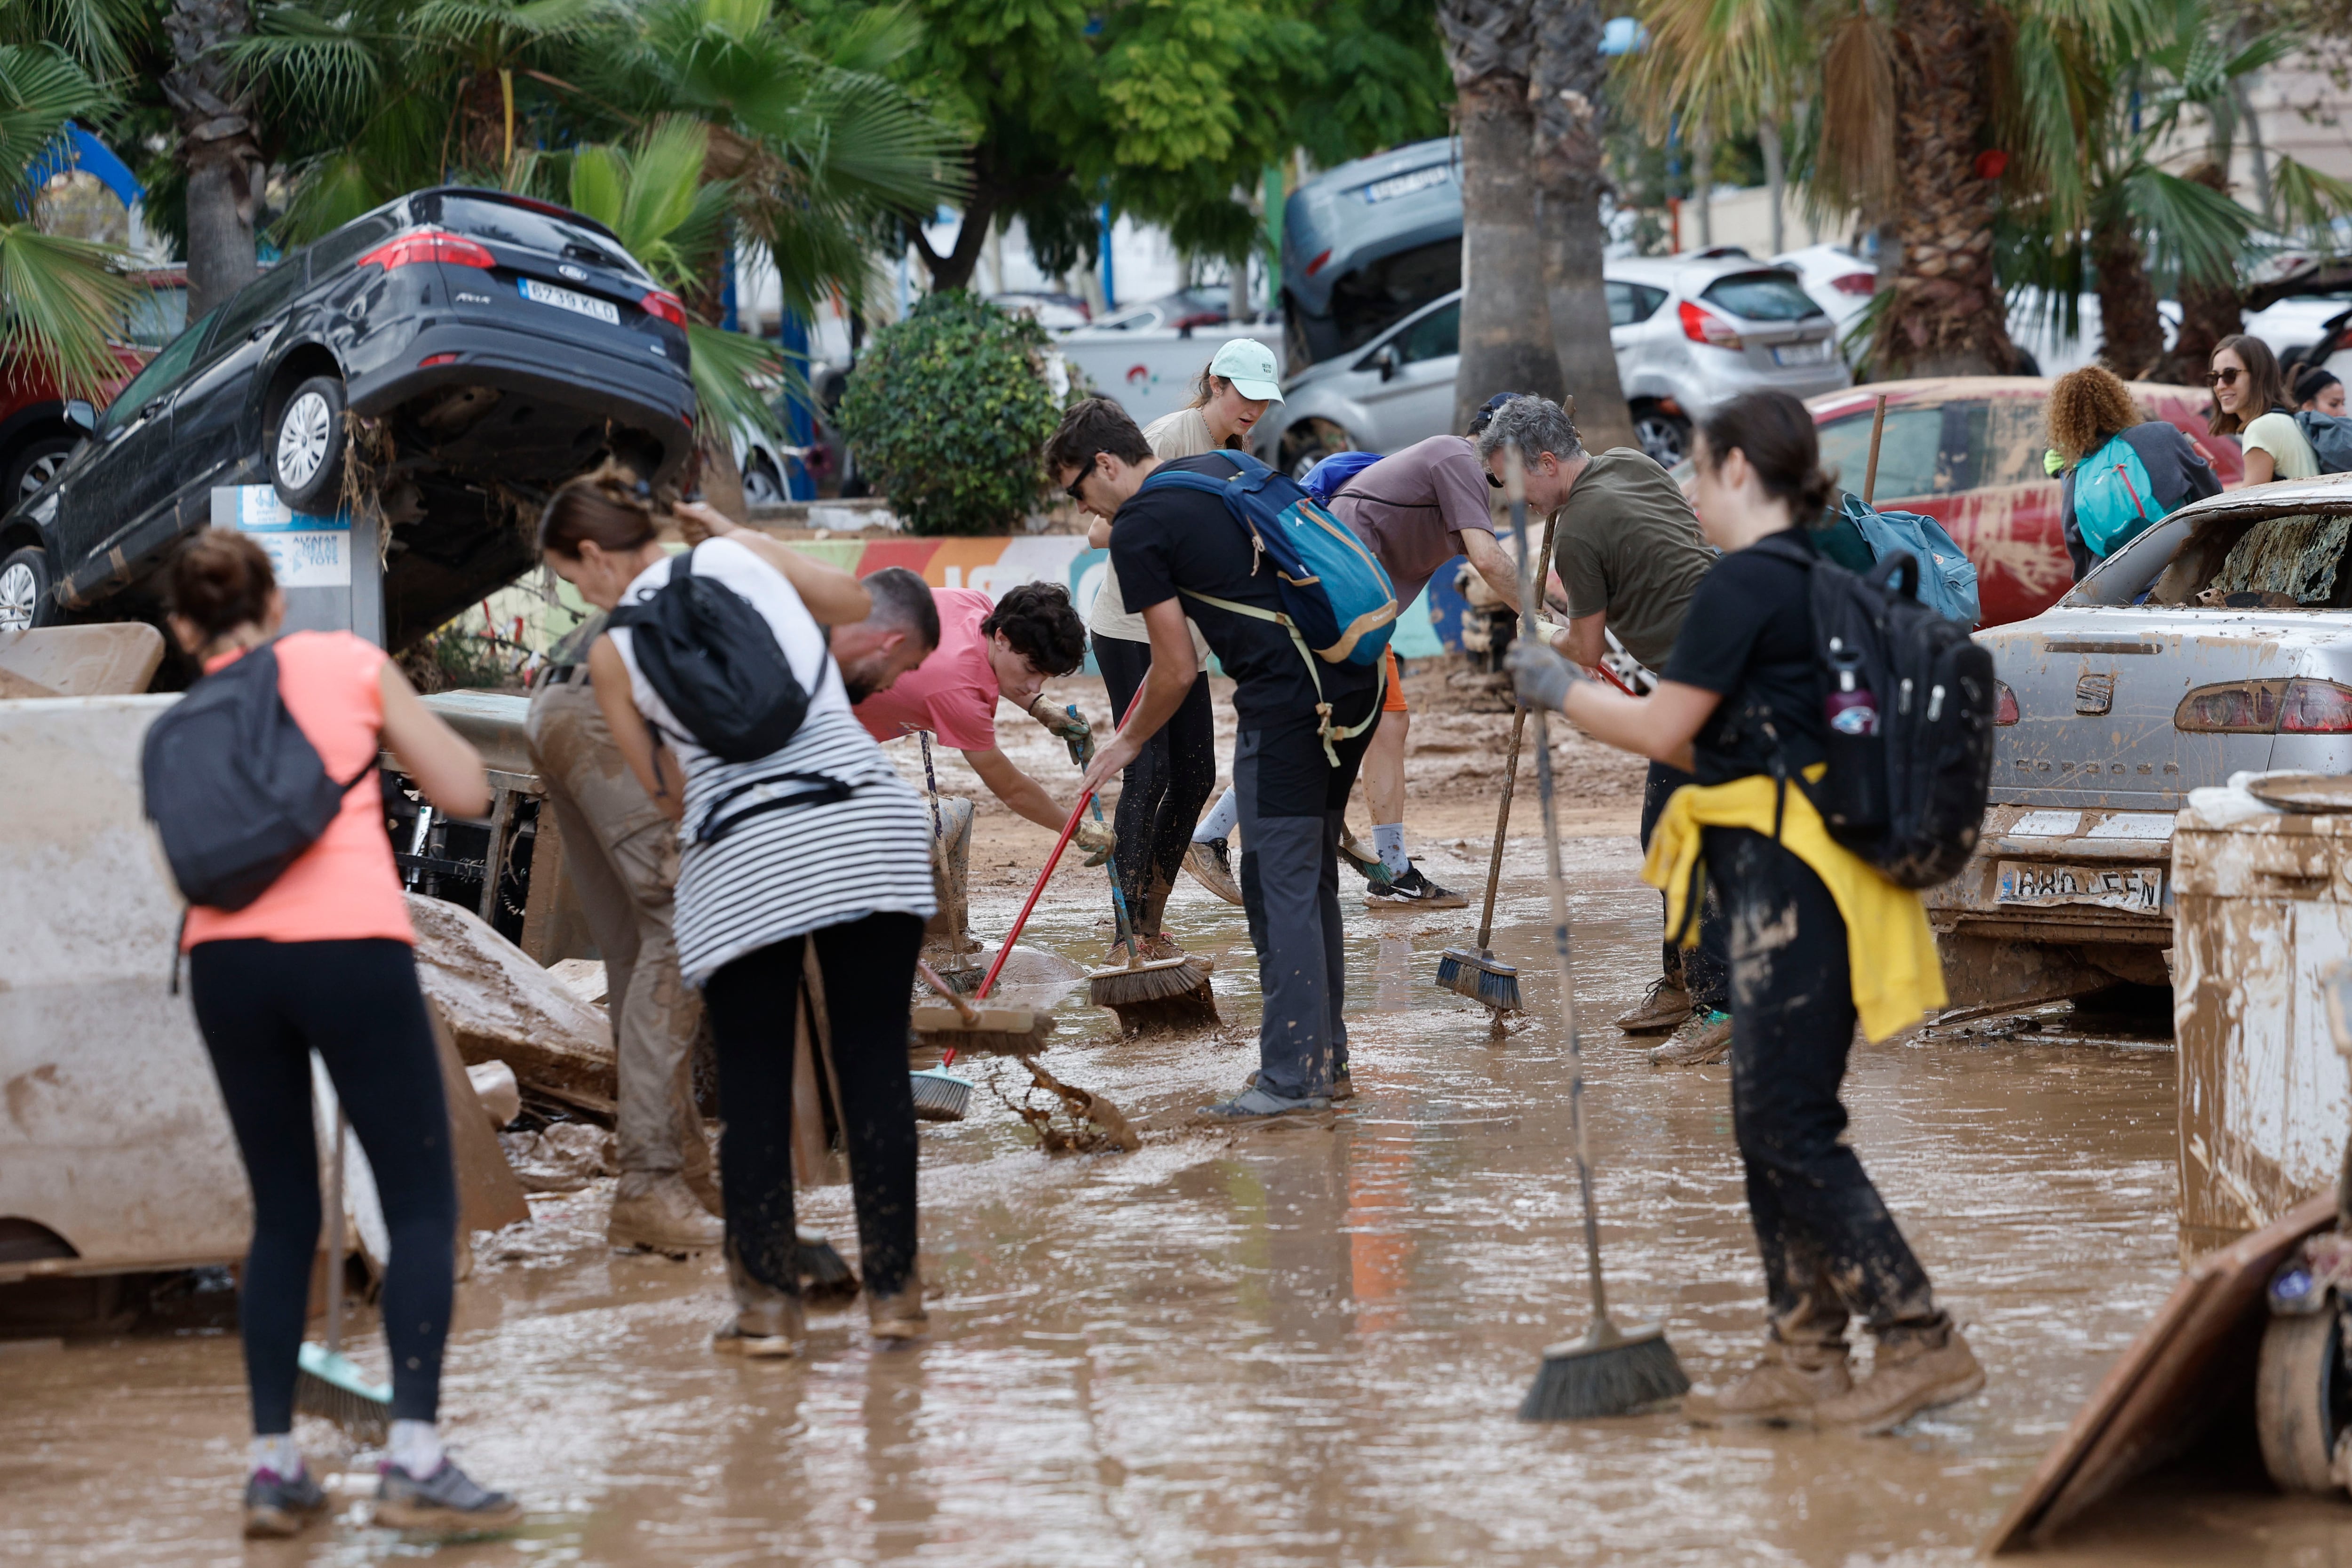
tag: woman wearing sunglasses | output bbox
[2210,334,2318,485]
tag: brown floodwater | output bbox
[2,835,2341,1564]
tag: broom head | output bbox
[1089,955,1220,1034]
[911,998,1051,1056]
[1519,1320,1689,1422]
[295,1341,392,1441]
[1435,946,1521,1011]
[909,1067,973,1122]
[794,1227,862,1303]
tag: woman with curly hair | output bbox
[2047,364,2220,578]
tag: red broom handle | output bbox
[1596,661,1637,697]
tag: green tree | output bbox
[0,44,139,392]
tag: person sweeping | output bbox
[1504,390,1983,1434]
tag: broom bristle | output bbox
[911,1000,1052,1057]
[793,1230,862,1303]
[909,1069,972,1122]
[1435,948,1522,1011]
[295,1343,391,1441]
[1090,958,1220,1033]
[1518,1324,1689,1421]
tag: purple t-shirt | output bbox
[1326,435,1495,606]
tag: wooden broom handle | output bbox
[1477,507,1561,949]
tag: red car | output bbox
[0,342,144,508]
[1804,377,2240,627]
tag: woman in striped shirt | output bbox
[539,469,937,1356]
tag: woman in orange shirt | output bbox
[167,531,520,1537]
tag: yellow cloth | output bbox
[1640,765,1946,1043]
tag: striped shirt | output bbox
[609,537,935,985]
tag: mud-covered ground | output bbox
[3,669,2337,1564]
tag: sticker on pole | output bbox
[230,486,351,588]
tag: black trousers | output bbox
[1640,760,1729,1011]
[1703,827,1943,1347]
[702,912,925,1298]
[1092,632,1216,933]
[189,937,458,1432]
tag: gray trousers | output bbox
[1233,712,1375,1099]
[526,678,711,1190]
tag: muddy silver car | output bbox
[1931,474,2352,1005]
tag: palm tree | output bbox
[1440,0,1567,437]
[163,0,263,313]
[1532,0,1635,452]
[0,44,139,392]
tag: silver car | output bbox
[1931,475,2352,1006]
[1253,253,1850,476]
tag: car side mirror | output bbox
[64,400,94,432]
[1374,346,1399,382]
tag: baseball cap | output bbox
[1209,338,1285,403]
[1466,391,1526,436]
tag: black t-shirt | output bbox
[1660,530,1827,785]
[1111,453,1380,732]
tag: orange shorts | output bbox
[1383,645,1408,713]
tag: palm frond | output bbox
[0,224,137,395]
[686,319,782,440]
[234,3,395,128]
[2121,162,2251,287]
[0,44,112,194]
[567,142,628,232]
[1812,13,1899,218]
[616,116,709,262]
[2271,155,2352,256]
[0,0,147,80]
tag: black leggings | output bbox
[189,938,457,1433]
[701,912,925,1298]
[1093,632,1216,932]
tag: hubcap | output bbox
[1635,415,1687,467]
[0,560,39,631]
[743,463,781,504]
[17,448,66,502]
[276,391,334,490]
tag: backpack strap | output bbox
[1177,588,1385,766]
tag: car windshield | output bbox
[1700,271,1823,321]
[2071,485,2352,609]
[100,308,217,433]
[418,193,649,280]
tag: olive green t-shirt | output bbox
[1551,447,1716,671]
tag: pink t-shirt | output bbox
[852,586,1001,751]
[182,630,412,949]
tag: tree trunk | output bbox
[1440,0,1565,435]
[163,0,262,317]
[1875,0,2016,377]
[1693,114,1713,247]
[1761,111,1786,256]
[2091,211,2165,379]
[2155,162,2243,386]
[1531,0,1633,452]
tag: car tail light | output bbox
[358,228,495,272]
[1305,248,1333,277]
[640,289,687,326]
[1678,299,1742,349]
[418,352,460,367]
[2176,680,2285,732]
[1830,271,1876,296]
[1994,681,2019,725]
[2281,677,2352,732]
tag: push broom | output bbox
[1494,443,1690,1422]
[294,1107,392,1440]
[1081,690,1216,1032]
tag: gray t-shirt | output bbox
[1552,447,1715,670]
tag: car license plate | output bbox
[1995,860,2164,912]
[518,278,619,325]
[1772,338,1831,366]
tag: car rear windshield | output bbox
[416,193,647,279]
[1700,271,1823,321]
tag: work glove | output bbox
[1506,638,1574,714]
[1074,816,1116,867]
[1029,695,1097,771]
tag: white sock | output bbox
[1373,823,1410,875]
[388,1419,444,1478]
[251,1432,303,1479]
[1193,787,1240,844]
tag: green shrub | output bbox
[837,291,1063,536]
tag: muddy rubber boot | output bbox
[1813,1325,1985,1434]
[1685,1339,1852,1427]
[609,1173,725,1254]
[243,1465,329,1538]
[1650,1012,1732,1067]
[714,1238,806,1358]
[867,1268,929,1342]
[1616,976,1692,1034]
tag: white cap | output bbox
[1209,338,1284,403]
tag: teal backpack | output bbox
[2074,433,2163,559]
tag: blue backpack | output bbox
[2073,433,2164,560]
[1301,449,1383,507]
[1836,492,1981,626]
[1139,451,1400,763]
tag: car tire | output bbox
[0,544,54,633]
[5,435,78,507]
[1281,421,1355,483]
[742,454,784,506]
[1631,405,1693,468]
[269,374,349,515]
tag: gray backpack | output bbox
[2293,410,2352,475]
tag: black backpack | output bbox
[1753,534,1996,889]
[606,544,818,764]
[141,643,376,911]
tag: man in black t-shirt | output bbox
[1053,398,1378,1119]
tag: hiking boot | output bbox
[1813,1327,1985,1434]
[1616,976,1693,1034]
[868,1271,928,1341]
[1365,865,1467,909]
[609,1174,725,1254]
[1338,826,1393,890]
[1248,1067,1352,1101]
[1685,1341,1853,1428]
[243,1465,329,1538]
[1651,1012,1732,1067]
[712,1295,805,1358]
[1184,838,1243,905]
[373,1458,523,1533]
[1201,1085,1330,1121]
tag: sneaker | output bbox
[867,1271,929,1341]
[373,1458,523,1533]
[1364,865,1467,909]
[712,1296,805,1358]
[1651,1011,1732,1067]
[243,1465,329,1538]
[609,1174,725,1254]
[1184,838,1244,905]
[1248,1067,1352,1101]
[1685,1341,1852,1428]
[1615,976,1692,1034]
[1138,931,1198,966]
[1812,1327,1985,1434]
[1200,1085,1330,1121]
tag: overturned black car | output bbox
[0,186,694,646]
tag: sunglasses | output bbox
[2206,366,2243,387]
[1063,454,1103,507]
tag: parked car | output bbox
[0,186,695,644]
[1929,473,2352,1004]
[1772,243,1877,328]
[1256,255,1849,477]
[1059,289,1285,432]
[1279,138,1462,373]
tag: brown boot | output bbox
[1685,1339,1852,1427]
[712,1295,805,1358]
[1813,1326,1985,1434]
[610,1174,725,1254]
[867,1269,929,1341]
[1651,1013,1732,1067]
[1616,977,1692,1033]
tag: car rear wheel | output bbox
[270,374,349,515]
[1631,405,1692,468]
[0,544,54,632]
[1281,420,1355,482]
[6,436,77,506]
